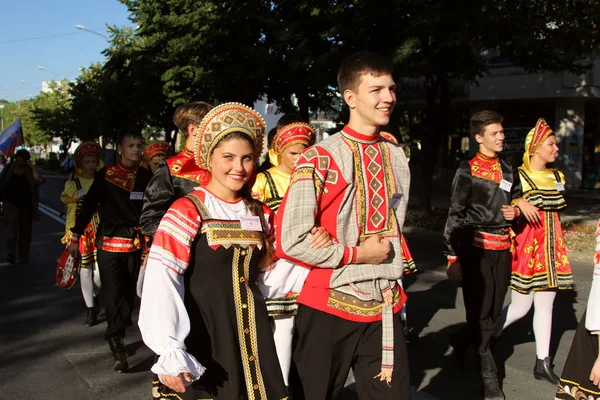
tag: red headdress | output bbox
[269,122,316,167]
[143,141,172,162]
[74,141,101,164]
[523,118,554,171]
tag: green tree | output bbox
[1,100,46,146]
[30,80,76,153]
[391,0,600,213]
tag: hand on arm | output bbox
[514,198,541,226]
[501,205,517,221]
[354,235,391,264]
[310,226,333,249]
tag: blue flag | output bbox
[0,118,24,157]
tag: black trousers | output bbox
[291,305,410,400]
[3,202,32,260]
[459,245,511,353]
[96,249,141,340]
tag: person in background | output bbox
[443,111,523,400]
[140,102,213,244]
[493,119,574,385]
[68,132,153,373]
[60,142,103,326]
[142,141,172,174]
[0,149,44,264]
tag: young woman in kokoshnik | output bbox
[138,103,289,399]
[493,118,574,384]
[60,141,103,326]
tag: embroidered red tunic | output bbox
[276,126,411,323]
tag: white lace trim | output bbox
[150,348,206,382]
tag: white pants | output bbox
[494,289,556,358]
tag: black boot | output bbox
[533,356,559,384]
[479,350,505,400]
[107,336,128,372]
[84,307,97,327]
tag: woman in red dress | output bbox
[493,119,574,384]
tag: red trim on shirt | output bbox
[342,126,380,143]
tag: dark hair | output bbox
[214,131,273,267]
[14,149,31,160]
[470,111,504,137]
[117,132,143,146]
[276,113,305,130]
[266,128,277,149]
[337,51,393,95]
[173,101,213,138]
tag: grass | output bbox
[562,221,596,252]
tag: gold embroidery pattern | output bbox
[557,379,600,398]
[327,288,400,317]
[232,248,268,400]
[469,155,502,184]
[201,221,264,249]
[105,165,135,191]
[347,140,397,238]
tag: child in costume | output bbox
[493,119,574,385]
[60,141,102,326]
[139,103,287,399]
[142,141,172,174]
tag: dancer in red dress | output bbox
[493,118,574,384]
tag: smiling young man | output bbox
[69,132,153,373]
[276,52,411,399]
[443,110,523,400]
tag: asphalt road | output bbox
[0,169,595,399]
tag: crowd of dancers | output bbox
[54,51,599,400]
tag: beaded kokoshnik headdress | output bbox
[194,102,266,172]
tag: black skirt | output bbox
[556,311,600,400]
[153,233,287,400]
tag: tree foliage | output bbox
[30,80,76,152]
[50,0,600,207]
